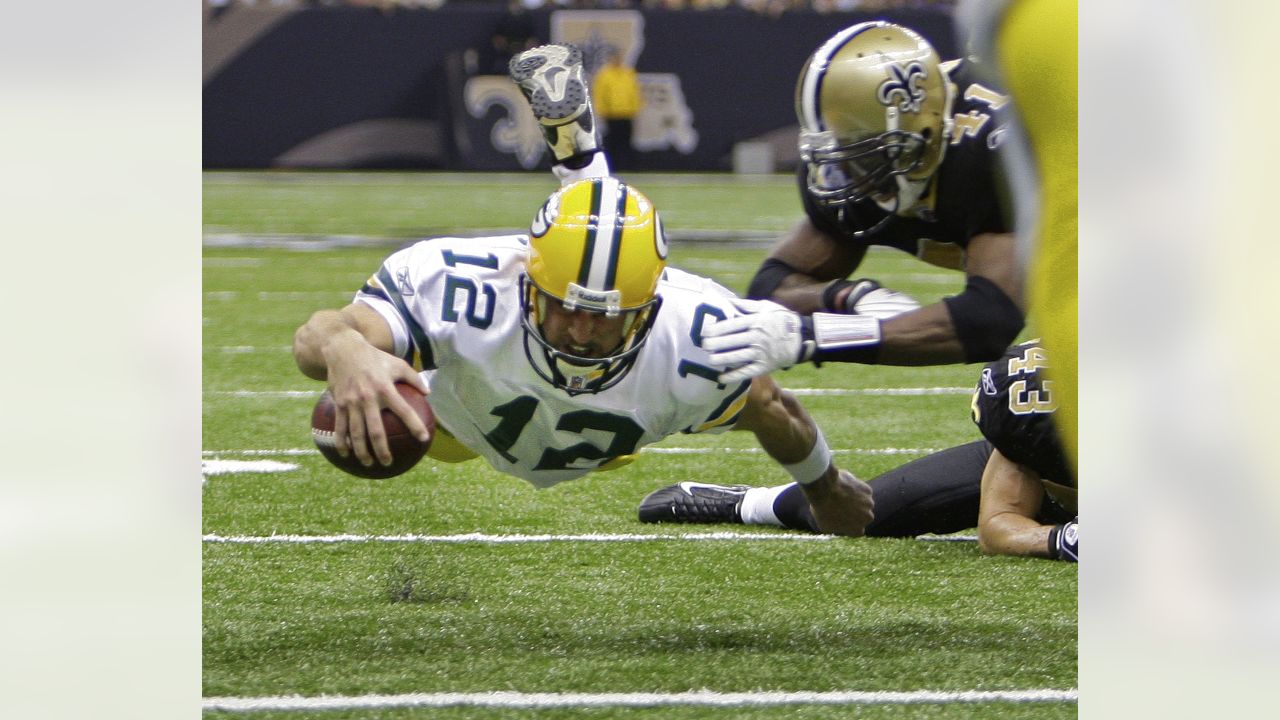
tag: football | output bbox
[310,382,435,479]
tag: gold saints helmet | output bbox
[520,177,668,394]
[795,21,955,235]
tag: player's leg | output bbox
[769,440,990,534]
[508,43,611,183]
[861,440,991,536]
[639,440,991,535]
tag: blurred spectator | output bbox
[489,0,539,75]
[591,47,644,170]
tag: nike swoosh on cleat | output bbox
[542,67,567,99]
[677,481,725,495]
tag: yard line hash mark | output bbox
[202,460,298,475]
[203,689,1077,711]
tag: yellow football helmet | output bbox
[520,177,668,394]
[795,21,955,234]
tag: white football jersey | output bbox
[356,235,753,487]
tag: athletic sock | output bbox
[738,485,791,526]
[553,152,610,184]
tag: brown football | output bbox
[310,382,435,479]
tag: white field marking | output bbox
[918,534,978,542]
[882,273,965,285]
[202,532,976,545]
[202,290,353,300]
[212,346,293,354]
[204,448,320,457]
[202,689,1077,711]
[789,387,970,396]
[201,447,943,458]
[208,387,971,398]
[201,460,299,476]
[204,531,841,544]
[203,234,404,251]
[210,391,319,398]
[202,257,265,267]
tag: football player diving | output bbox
[292,177,874,536]
[639,340,1078,562]
[699,21,1026,381]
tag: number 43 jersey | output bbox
[971,340,1074,491]
[356,234,754,488]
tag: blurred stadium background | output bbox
[200,2,1086,716]
[5,1,1267,718]
[203,0,959,174]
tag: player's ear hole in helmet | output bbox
[520,177,667,395]
[795,21,955,236]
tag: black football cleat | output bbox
[637,482,750,524]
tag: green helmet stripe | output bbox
[576,180,604,288]
[602,182,628,291]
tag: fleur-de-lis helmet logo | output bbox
[876,61,928,113]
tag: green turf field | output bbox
[202,171,1076,717]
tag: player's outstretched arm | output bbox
[977,448,1076,561]
[732,375,873,536]
[747,218,867,314]
[293,304,431,468]
[734,227,1024,370]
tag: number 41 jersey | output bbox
[356,234,753,488]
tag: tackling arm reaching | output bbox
[720,22,1027,380]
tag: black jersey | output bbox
[799,58,1011,258]
[971,340,1074,488]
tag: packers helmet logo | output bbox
[877,61,928,113]
[653,213,669,260]
[530,196,557,238]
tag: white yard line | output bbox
[201,460,298,475]
[212,346,294,353]
[202,532,976,544]
[203,688,1075,711]
[201,447,944,457]
[204,531,841,544]
[207,387,971,398]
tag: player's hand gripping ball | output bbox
[311,383,435,479]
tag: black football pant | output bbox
[776,440,990,536]
[774,439,1073,535]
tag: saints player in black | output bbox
[701,21,1025,380]
[639,340,1078,562]
[971,341,1076,560]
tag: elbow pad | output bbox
[746,257,799,300]
[942,276,1024,362]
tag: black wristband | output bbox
[821,279,857,313]
[813,343,879,365]
[1047,524,1063,560]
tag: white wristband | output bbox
[783,428,833,486]
[811,312,881,349]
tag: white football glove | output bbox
[700,299,814,383]
[842,279,921,319]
